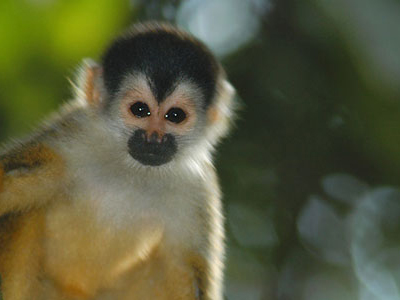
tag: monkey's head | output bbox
[77,23,235,168]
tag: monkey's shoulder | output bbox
[0,115,73,216]
[0,140,58,176]
[0,101,91,180]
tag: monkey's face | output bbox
[115,76,204,167]
[100,25,227,168]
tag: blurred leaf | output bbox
[321,173,369,205]
[297,196,350,265]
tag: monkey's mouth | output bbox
[130,151,174,166]
[127,131,177,167]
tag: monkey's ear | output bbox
[206,79,237,143]
[73,59,104,107]
[208,79,236,124]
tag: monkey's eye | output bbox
[130,102,151,118]
[165,108,186,124]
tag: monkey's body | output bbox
[0,23,234,300]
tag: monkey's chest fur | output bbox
[38,175,206,299]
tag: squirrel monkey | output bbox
[0,22,235,300]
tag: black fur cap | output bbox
[102,23,221,108]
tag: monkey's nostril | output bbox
[148,132,160,143]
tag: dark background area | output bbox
[2,0,400,299]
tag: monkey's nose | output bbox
[147,132,162,143]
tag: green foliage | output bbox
[0,0,131,139]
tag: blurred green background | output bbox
[2,0,400,299]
